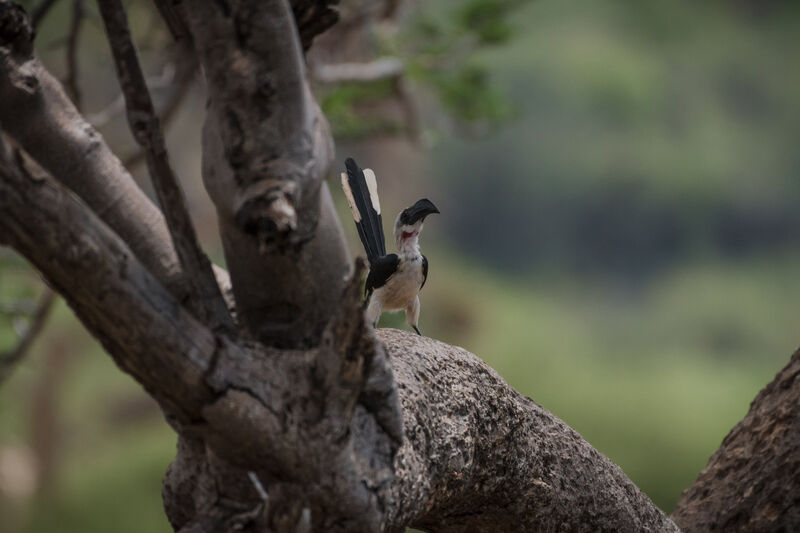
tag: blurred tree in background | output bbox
[1,0,800,531]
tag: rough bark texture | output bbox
[382,329,679,533]
[2,0,799,531]
[174,0,351,347]
[672,347,800,532]
[0,149,218,422]
[0,151,403,531]
[97,0,234,332]
[0,2,180,289]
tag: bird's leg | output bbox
[366,294,382,328]
[406,296,421,336]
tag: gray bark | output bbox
[4,0,798,531]
[97,0,234,331]
[0,4,181,289]
[383,329,679,532]
[179,0,350,347]
[0,148,403,531]
[0,150,219,421]
[671,347,800,532]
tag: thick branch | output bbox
[184,0,324,238]
[381,329,679,532]
[0,146,403,532]
[0,153,217,422]
[0,1,181,290]
[163,0,350,346]
[672,347,800,532]
[97,0,233,331]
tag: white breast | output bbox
[374,255,424,311]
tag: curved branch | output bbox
[0,152,217,422]
[672,347,800,532]
[380,329,679,532]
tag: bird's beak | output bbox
[406,198,440,223]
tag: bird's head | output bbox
[394,198,439,250]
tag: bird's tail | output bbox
[341,157,386,263]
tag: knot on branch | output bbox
[127,110,166,150]
[233,171,307,251]
[0,2,33,57]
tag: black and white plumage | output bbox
[341,157,439,335]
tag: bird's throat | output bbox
[397,230,420,255]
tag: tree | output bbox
[0,0,798,531]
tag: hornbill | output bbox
[341,157,439,335]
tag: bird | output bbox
[340,157,439,335]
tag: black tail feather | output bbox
[344,158,386,263]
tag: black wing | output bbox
[365,254,399,297]
[420,254,428,290]
[344,158,386,263]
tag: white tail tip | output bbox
[363,168,381,215]
[341,172,361,222]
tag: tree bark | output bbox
[0,2,181,289]
[382,329,679,533]
[0,152,219,422]
[97,0,234,332]
[175,0,351,347]
[672,347,800,532]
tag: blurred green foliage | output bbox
[0,259,175,533]
[320,0,524,137]
[402,0,521,128]
[455,0,526,45]
[435,0,800,277]
[322,79,404,138]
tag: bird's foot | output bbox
[412,325,422,336]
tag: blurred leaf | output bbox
[456,0,526,45]
[320,80,404,138]
[426,63,515,125]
